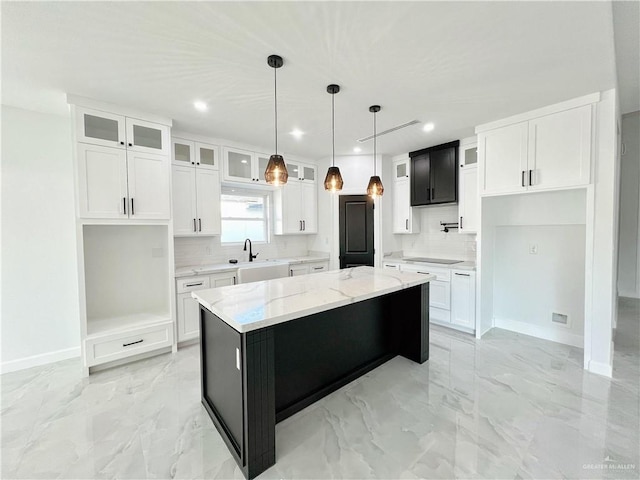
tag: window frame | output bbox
[220,188,271,245]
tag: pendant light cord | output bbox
[332,93,335,167]
[274,66,278,155]
[373,110,377,176]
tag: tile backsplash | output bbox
[401,205,476,261]
[174,235,310,268]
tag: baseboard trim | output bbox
[494,317,583,348]
[588,359,613,378]
[1,346,81,375]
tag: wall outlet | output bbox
[529,244,538,254]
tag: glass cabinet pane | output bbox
[303,166,315,181]
[199,147,216,167]
[228,151,252,179]
[464,146,478,165]
[84,114,119,142]
[133,125,163,150]
[174,142,191,163]
[287,162,300,179]
[396,162,407,178]
[257,156,269,181]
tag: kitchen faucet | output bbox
[243,238,258,262]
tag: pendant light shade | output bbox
[264,55,288,185]
[367,105,384,198]
[324,84,344,192]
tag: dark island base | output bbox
[200,283,429,480]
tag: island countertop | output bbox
[192,266,435,333]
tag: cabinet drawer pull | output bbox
[123,197,127,215]
[131,198,135,215]
[185,282,203,287]
[312,266,323,270]
[417,271,430,275]
[455,272,470,277]
[123,339,143,347]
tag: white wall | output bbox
[1,105,80,373]
[617,111,640,298]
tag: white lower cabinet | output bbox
[451,270,476,330]
[399,263,475,333]
[290,261,328,276]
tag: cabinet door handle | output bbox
[193,219,197,232]
[130,198,134,215]
[455,272,470,277]
[460,216,463,229]
[303,220,306,231]
[123,339,143,347]
[529,169,533,186]
[432,188,435,199]
[128,142,133,147]
[521,171,525,187]
[185,282,203,287]
[120,141,125,146]
[299,220,302,231]
[123,197,127,215]
[406,219,409,230]
[198,218,202,231]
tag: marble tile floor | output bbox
[2,302,638,480]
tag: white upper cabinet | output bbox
[477,96,595,197]
[77,143,128,218]
[171,137,221,236]
[479,122,528,196]
[223,147,269,184]
[273,164,318,235]
[527,105,591,190]
[76,107,169,156]
[126,151,171,219]
[392,157,419,234]
[458,142,478,234]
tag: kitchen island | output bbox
[192,266,434,479]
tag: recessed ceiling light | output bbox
[353,147,362,153]
[194,101,208,112]
[241,160,248,164]
[423,122,435,132]
[290,129,304,139]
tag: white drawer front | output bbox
[307,262,328,273]
[400,264,451,281]
[86,323,173,367]
[382,262,401,270]
[177,276,210,293]
[429,280,451,310]
[430,307,451,323]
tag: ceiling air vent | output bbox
[357,120,421,143]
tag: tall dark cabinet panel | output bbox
[410,140,460,206]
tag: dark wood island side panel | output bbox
[200,283,429,479]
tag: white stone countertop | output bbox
[175,255,330,278]
[192,266,435,333]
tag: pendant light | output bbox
[264,54,288,185]
[324,84,344,192]
[366,105,384,198]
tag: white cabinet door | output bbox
[479,122,528,196]
[429,280,451,310]
[196,169,221,235]
[127,151,170,220]
[301,182,317,233]
[195,142,219,171]
[210,271,236,287]
[77,144,128,218]
[274,182,303,234]
[223,147,255,183]
[76,107,126,149]
[172,138,195,167]
[451,270,476,329]
[172,165,198,235]
[393,178,411,233]
[528,105,591,191]
[254,153,270,184]
[177,293,200,342]
[301,164,316,183]
[458,165,478,234]
[125,117,169,156]
[290,264,309,276]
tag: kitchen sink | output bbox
[237,261,289,284]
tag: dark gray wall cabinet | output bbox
[410,140,460,206]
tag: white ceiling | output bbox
[1,1,631,160]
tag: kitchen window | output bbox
[220,191,269,244]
